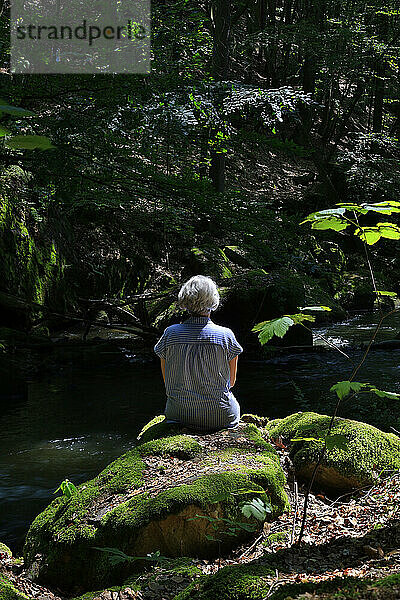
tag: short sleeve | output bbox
[154,329,168,359]
[227,330,243,361]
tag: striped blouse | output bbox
[154,315,243,430]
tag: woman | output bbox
[154,275,243,430]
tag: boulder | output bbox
[24,418,289,594]
[264,412,400,493]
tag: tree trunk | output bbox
[209,0,231,193]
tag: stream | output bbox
[1,311,400,552]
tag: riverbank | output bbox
[1,436,399,600]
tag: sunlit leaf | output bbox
[311,217,349,231]
[299,306,332,311]
[374,290,397,297]
[361,201,400,215]
[330,381,364,400]
[252,316,294,345]
[354,227,381,245]
[376,222,400,240]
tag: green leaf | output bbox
[301,207,346,222]
[325,434,348,451]
[311,217,349,232]
[374,290,398,297]
[54,479,77,499]
[354,227,381,245]
[5,135,55,150]
[289,313,315,325]
[336,203,368,214]
[376,222,400,240]
[0,126,11,137]
[369,387,400,400]
[252,316,294,345]
[330,381,363,400]
[0,103,35,117]
[361,201,400,215]
[299,305,332,312]
[241,498,271,521]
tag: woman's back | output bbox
[154,314,243,430]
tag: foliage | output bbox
[93,547,166,567]
[54,479,78,499]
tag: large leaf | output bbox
[354,227,381,245]
[311,217,349,232]
[241,498,271,521]
[361,201,400,215]
[330,380,363,400]
[376,222,400,240]
[5,135,55,150]
[0,126,11,137]
[252,316,294,345]
[374,290,398,297]
[302,207,346,222]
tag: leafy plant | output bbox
[54,479,78,499]
[93,547,166,566]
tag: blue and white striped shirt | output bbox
[154,315,243,430]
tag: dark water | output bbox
[1,312,400,552]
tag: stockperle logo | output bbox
[11,0,150,74]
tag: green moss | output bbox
[265,412,400,488]
[138,435,203,459]
[137,415,182,443]
[174,570,400,600]
[173,564,275,600]
[376,574,400,588]
[0,542,12,557]
[0,573,31,600]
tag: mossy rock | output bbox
[0,572,31,600]
[0,542,12,557]
[265,412,400,492]
[24,419,288,594]
[173,569,400,600]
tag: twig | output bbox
[290,481,298,545]
[239,533,264,559]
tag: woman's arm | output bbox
[160,358,166,383]
[229,356,238,388]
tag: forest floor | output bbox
[1,440,399,600]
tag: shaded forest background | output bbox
[0,0,399,347]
